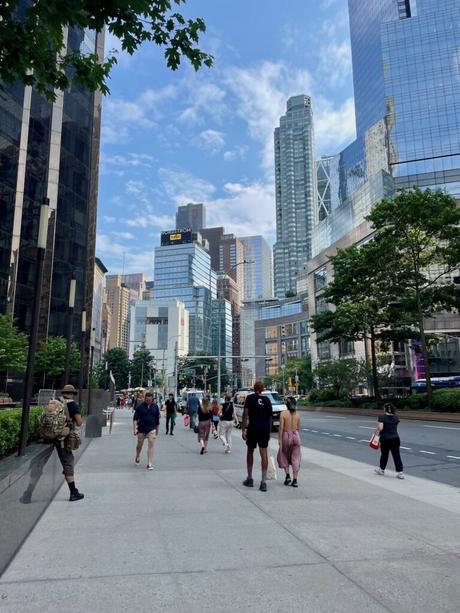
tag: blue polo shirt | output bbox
[133,401,160,434]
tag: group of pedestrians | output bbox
[132,382,405,491]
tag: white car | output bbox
[232,390,287,431]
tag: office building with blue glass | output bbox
[309,0,460,372]
[154,230,217,355]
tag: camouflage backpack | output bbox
[38,399,70,442]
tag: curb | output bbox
[298,405,460,423]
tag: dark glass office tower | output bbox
[348,0,460,197]
[0,25,103,353]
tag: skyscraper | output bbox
[105,275,130,353]
[154,230,216,354]
[349,0,460,197]
[175,202,206,231]
[0,23,103,353]
[273,95,317,298]
[239,236,273,300]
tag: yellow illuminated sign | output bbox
[170,233,182,241]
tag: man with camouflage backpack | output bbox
[39,384,84,501]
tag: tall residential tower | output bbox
[273,95,317,298]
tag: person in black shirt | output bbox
[164,393,177,435]
[375,403,404,479]
[242,381,273,492]
[219,394,238,453]
[133,392,160,470]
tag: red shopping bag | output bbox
[183,414,190,427]
[369,429,380,450]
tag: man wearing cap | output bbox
[59,384,84,501]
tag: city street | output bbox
[298,411,460,488]
[1,410,460,612]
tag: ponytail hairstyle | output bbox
[383,402,396,415]
[286,396,297,412]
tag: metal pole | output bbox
[78,309,86,405]
[64,277,76,384]
[173,341,178,395]
[87,328,95,416]
[217,313,222,400]
[18,200,49,456]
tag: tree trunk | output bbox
[415,291,433,405]
[369,326,380,400]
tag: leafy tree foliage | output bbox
[100,347,130,389]
[35,336,80,385]
[0,315,28,375]
[270,356,313,393]
[0,1,213,100]
[367,188,460,402]
[313,358,368,400]
[130,347,155,388]
[177,353,230,394]
[311,241,416,398]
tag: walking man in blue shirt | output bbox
[133,392,160,470]
[186,393,201,430]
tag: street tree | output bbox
[313,358,367,400]
[367,188,460,403]
[101,347,130,389]
[177,353,230,394]
[0,1,213,101]
[271,356,313,393]
[35,336,80,387]
[0,315,28,388]
[130,347,155,388]
[311,241,416,399]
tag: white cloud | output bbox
[177,81,227,125]
[126,214,174,228]
[206,181,276,242]
[223,145,247,161]
[198,129,226,153]
[225,61,314,173]
[102,85,178,145]
[102,153,156,168]
[315,97,356,154]
[96,233,154,275]
[103,215,116,224]
[111,231,135,240]
[158,168,216,206]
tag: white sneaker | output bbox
[147,465,154,470]
[396,472,405,479]
[374,468,385,476]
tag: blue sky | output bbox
[96,0,355,276]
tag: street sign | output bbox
[182,368,195,375]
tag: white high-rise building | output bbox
[273,95,317,298]
[239,236,273,300]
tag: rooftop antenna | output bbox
[121,251,126,276]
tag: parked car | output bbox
[232,390,287,431]
[179,389,206,413]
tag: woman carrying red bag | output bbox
[374,403,405,479]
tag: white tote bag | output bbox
[267,454,278,480]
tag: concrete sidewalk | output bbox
[1,410,460,612]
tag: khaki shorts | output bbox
[137,431,156,444]
[55,443,75,477]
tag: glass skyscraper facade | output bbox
[274,95,317,298]
[313,0,460,256]
[349,0,460,197]
[0,15,103,362]
[154,239,216,354]
[239,235,273,301]
[211,298,233,375]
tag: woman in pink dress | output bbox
[277,396,301,487]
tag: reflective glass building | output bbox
[154,237,216,354]
[313,0,460,256]
[274,95,317,297]
[0,17,103,360]
[239,235,273,301]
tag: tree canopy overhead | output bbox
[0,1,213,100]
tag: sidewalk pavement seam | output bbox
[214,470,396,613]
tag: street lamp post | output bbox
[18,199,50,456]
[78,309,86,405]
[64,277,76,385]
[87,328,95,416]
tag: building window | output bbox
[265,326,278,339]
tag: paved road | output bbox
[295,411,460,488]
